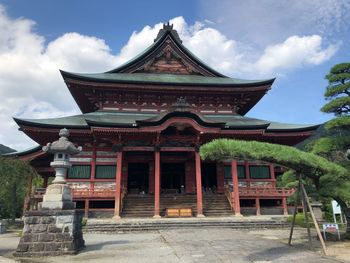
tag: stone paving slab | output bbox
[0,228,347,262]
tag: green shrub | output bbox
[287,213,314,228]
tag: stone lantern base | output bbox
[14,210,84,257]
[42,184,75,210]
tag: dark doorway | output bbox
[128,163,149,193]
[201,163,217,191]
[161,163,185,191]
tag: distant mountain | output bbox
[296,122,350,150]
[295,124,326,150]
[0,144,16,154]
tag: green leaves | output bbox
[329,63,350,75]
[325,115,350,130]
[0,157,39,220]
[200,139,348,178]
[321,96,350,114]
[322,63,350,117]
[200,139,350,205]
[324,82,350,98]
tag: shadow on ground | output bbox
[246,245,305,262]
[83,240,129,252]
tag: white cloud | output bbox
[0,5,339,150]
[253,35,339,75]
[199,0,350,46]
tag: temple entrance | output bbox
[127,163,149,193]
[161,163,185,193]
[201,163,217,192]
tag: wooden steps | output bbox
[121,193,233,218]
[203,193,233,217]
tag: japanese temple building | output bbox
[9,24,318,218]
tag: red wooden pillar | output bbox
[282,197,288,215]
[231,160,241,216]
[185,161,195,194]
[154,150,161,218]
[121,158,128,192]
[255,198,261,216]
[216,162,224,193]
[195,151,204,217]
[113,150,123,219]
[269,164,276,188]
[90,147,96,192]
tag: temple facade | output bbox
[9,24,318,218]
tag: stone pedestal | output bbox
[14,210,84,257]
[42,184,75,210]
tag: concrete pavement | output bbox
[0,228,347,262]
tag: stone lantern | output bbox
[41,128,82,210]
[15,128,85,257]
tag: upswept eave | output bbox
[60,70,275,88]
[13,111,319,133]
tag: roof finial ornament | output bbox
[163,22,173,30]
[154,22,182,43]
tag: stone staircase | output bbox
[121,195,154,218]
[122,193,233,218]
[203,193,233,217]
[121,194,198,218]
[84,218,290,233]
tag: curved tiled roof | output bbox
[61,71,274,87]
[13,111,319,132]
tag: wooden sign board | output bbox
[166,208,192,217]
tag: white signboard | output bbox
[332,200,342,214]
[322,223,340,241]
[331,200,344,224]
[322,223,339,231]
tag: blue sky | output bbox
[0,0,349,150]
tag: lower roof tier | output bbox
[14,110,318,132]
[13,110,319,147]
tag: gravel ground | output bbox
[0,228,349,263]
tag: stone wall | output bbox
[14,210,84,257]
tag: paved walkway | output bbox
[0,228,347,263]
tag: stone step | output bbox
[84,220,290,233]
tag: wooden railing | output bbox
[224,188,234,211]
[239,187,295,198]
[33,186,295,200]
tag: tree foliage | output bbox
[200,139,347,178]
[311,63,350,164]
[0,157,40,222]
[321,63,350,116]
[200,139,350,212]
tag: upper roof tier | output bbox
[61,24,275,115]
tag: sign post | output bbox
[322,223,341,241]
[331,200,343,224]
